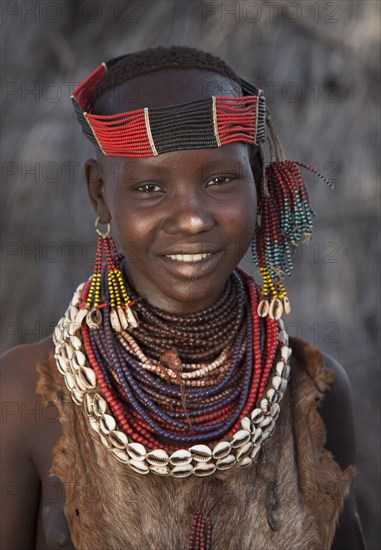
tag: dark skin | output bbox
[0,69,365,549]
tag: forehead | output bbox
[93,69,242,115]
[98,143,253,184]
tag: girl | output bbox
[1,46,365,549]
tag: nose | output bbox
[162,189,216,235]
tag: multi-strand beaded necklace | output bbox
[53,265,292,478]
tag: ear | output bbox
[84,159,111,223]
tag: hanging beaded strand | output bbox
[188,513,213,550]
[252,112,333,320]
[85,218,136,331]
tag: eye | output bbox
[206,176,232,187]
[136,183,164,193]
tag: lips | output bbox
[157,249,224,278]
[165,252,213,262]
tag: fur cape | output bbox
[37,337,355,550]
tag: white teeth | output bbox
[166,253,213,262]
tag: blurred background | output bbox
[1,0,379,546]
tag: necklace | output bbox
[53,268,291,477]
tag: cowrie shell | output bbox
[282,296,291,315]
[99,414,116,434]
[93,394,107,417]
[171,464,193,478]
[84,393,94,415]
[69,305,78,321]
[64,372,76,391]
[260,399,270,414]
[240,417,252,432]
[257,299,270,318]
[275,361,285,376]
[252,427,263,445]
[111,448,130,464]
[270,403,281,418]
[126,307,139,328]
[278,330,288,345]
[129,460,149,474]
[250,445,261,460]
[272,375,282,391]
[170,449,192,466]
[74,308,88,326]
[283,364,291,379]
[117,308,129,330]
[72,389,84,406]
[64,343,75,360]
[78,366,97,389]
[258,416,273,429]
[239,457,253,468]
[236,442,252,460]
[269,299,283,320]
[56,355,69,375]
[110,308,121,332]
[150,465,170,476]
[281,345,292,362]
[251,408,263,423]
[194,462,216,477]
[213,441,231,460]
[146,449,169,466]
[266,388,279,403]
[86,307,102,330]
[189,444,212,462]
[89,416,100,433]
[127,442,146,461]
[75,350,86,366]
[109,430,128,449]
[216,454,236,470]
[231,430,251,449]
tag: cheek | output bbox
[227,186,257,236]
[113,208,159,260]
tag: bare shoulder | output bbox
[319,350,356,470]
[0,339,57,548]
[1,338,54,392]
[320,352,367,549]
[0,338,55,441]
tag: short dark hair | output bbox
[92,46,243,104]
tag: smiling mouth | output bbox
[165,252,214,262]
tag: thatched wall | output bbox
[1,1,379,546]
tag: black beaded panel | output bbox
[149,98,218,154]
[71,97,98,146]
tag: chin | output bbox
[157,279,228,314]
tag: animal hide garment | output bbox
[37,337,354,550]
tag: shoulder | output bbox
[320,353,367,549]
[288,338,356,470]
[1,337,54,393]
[319,350,356,471]
[0,338,55,442]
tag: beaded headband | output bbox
[71,59,266,157]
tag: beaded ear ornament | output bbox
[79,217,138,332]
[71,58,332,320]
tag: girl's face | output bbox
[86,70,257,314]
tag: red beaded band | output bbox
[71,62,266,157]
